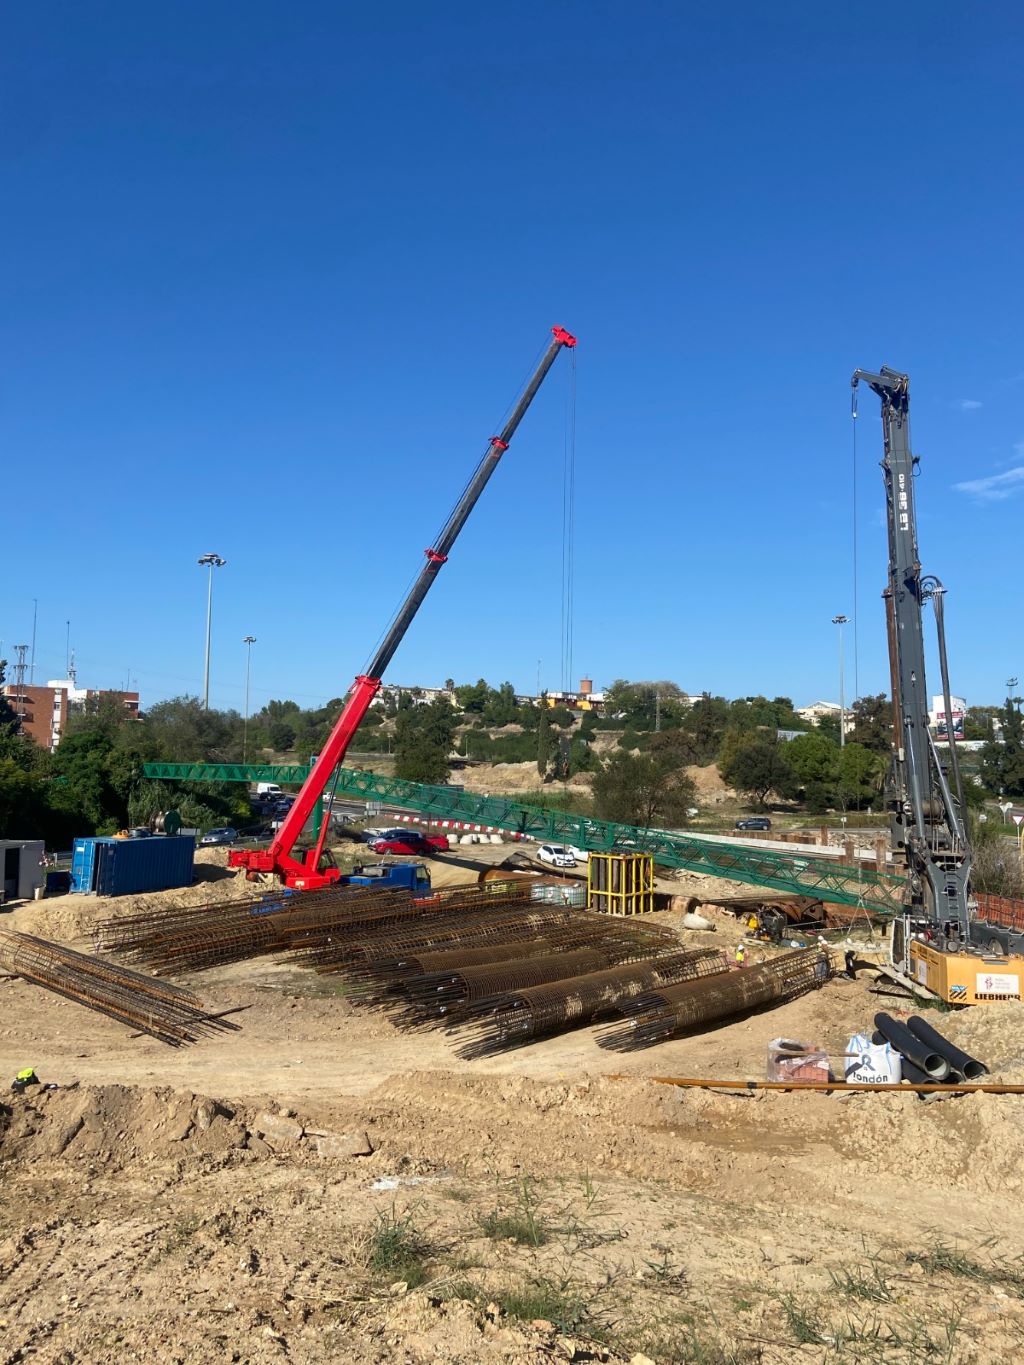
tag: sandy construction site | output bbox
[3,855,1024,1365]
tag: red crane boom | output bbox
[230,325,577,888]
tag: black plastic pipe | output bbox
[906,1014,988,1080]
[899,1056,933,1086]
[872,1031,965,1088]
[874,1013,950,1080]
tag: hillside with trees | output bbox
[1,659,1016,848]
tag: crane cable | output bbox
[851,389,860,708]
[361,338,552,681]
[560,346,578,696]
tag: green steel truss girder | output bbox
[141,761,905,914]
[144,761,311,784]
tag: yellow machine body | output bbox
[908,940,1024,1005]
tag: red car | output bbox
[369,832,449,856]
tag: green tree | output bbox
[144,696,239,762]
[837,742,886,809]
[720,732,797,808]
[681,692,730,765]
[981,697,1024,797]
[394,698,454,785]
[785,731,840,813]
[727,696,809,733]
[0,659,20,737]
[592,750,697,828]
[848,694,893,755]
[128,777,246,832]
[964,705,1000,742]
[602,679,692,734]
[815,712,842,745]
[48,730,121,831]
[482,681,519,726]
[648,728,702,769]
[455,679,490,714]
[0,757,48,840]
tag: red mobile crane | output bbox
[230,326,577,889]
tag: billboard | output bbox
[932,695,966,740]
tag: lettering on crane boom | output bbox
[898,473,909,534]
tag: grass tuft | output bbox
[907,1239,1024,1297]
[478,1175,549,1247]
[493,1275,604,1339]
[777,1292,827,1345]
[828,1259,895,1303]
[363,1205,434,1289]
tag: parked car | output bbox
[537,843,576,868]
[369,832,448,856]
[735,817,772,831]
[200,826,238,846]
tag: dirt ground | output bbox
[2,864,1024,1364]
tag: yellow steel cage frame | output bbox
[587,851,654,916]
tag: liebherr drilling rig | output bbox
[853,366,1024,1003]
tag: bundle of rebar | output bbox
[450,947,730,1058]
[288,903,676,976]
[98,884,437,975]
[92,886,296,950]
[89,877,786,1056]
[386,946,624,1028]
[98,881,638,979]
[344,918,668,999]
[0,931,238,1046]
[284,902,568,972]
[597,947,833,1052]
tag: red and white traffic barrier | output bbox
[389,812,523,840]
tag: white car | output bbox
[537,843,576,869]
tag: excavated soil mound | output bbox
[0,1084,265,1166]
[0,1083,378,1171]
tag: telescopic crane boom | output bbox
[851,367,973,951]
[230,325,577,889]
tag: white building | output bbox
[797,700,852,733]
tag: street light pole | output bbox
[832,615,848,748]
[197,553,226,709]
[243,635,256,761]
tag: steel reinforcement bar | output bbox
[391,946,625,1027]
[451,947,730,1059]
[597,947,833,1052]
[348,920,677,995]
[142,761,905,913]
[288,904,621,973]
[0,931,238,1046]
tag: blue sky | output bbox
[3,3,1022,717]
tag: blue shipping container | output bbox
[70,836,195,896]
[70,836,108,894]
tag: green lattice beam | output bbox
[141,761,904,914]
